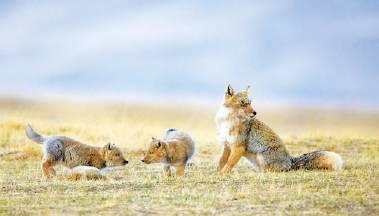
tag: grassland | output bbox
[0,99,378,215]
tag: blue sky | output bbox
[0,1,378,106]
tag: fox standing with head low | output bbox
[25,125,128,177]
[142,129,195,177]
[215,85,343,174]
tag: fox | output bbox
[141,129,195,177]
[215,85,343,175]
[25,124,128,177]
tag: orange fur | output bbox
[142,129,195,177]
[217,145,231,171]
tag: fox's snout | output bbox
[247,108,257,118]
[124,160,129,165]
[141,159,151,164]
[243,105,257,118]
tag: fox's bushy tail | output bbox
[25,124,45,144]
[290,150,343,171]
[166,128,177,135]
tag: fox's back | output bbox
[246,118,286,152]
[165,130,195,161]
[45,136,102,168]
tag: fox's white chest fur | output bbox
[215,105,262,171]
[215,105,245,146]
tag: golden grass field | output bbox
[0,99,378,215]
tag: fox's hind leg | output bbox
[243,152,261,172]
[175,164,186,177]
[221,145,245,175]
[41,158,57,178]
[217,145,231,171]
[163,165,172,177]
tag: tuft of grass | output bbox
[20,144,42,159]
[0,100,378,215]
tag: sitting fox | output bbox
[25,125,128,177]
[141,129,195,177]
[215,85,343,174]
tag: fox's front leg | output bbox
[221,145,245,175]
[175,164,186,177]
[217,145,231,171]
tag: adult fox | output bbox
[215,85,343,175]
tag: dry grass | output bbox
[0,100,378,215]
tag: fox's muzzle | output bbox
[249,111,257,118]
[141,159,151,164]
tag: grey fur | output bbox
[44,139,64,161]
[25,124,64,161]
[166,128,177,135]
[25,124,45,144]
[290,150,325,170]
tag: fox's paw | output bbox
[220,167,232,176]
[42,175,54,180]
[216,166,229,175]
[220,171,229,176]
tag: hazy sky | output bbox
[1,1,378,106]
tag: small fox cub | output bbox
[142,129,195,177]
[215,85,343,174]
[25,124,128,177]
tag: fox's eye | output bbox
[241,99,250,106]
[115,153,120,157]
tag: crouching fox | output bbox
[142,129,195,177]
[215,85,343,174]
[25,124,128,177]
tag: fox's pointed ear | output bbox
[156,141,161,148]
[242,85,250,96]
[225,84,234,97]
[151,137,157,141]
